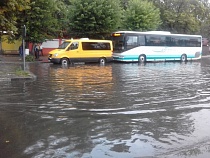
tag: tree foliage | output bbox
[68,0,123,38]
[198,0,210,37]
[17,0,68,43]
[122,0,161,31]
[0,0,30,38]
[152,0,205,34]
[2,0,210,43]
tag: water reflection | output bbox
[0,60,210,158]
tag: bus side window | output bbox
[125,36,138,50]
[178,38,186,47]
[145,35,151,46]
[186,37,200,47]
[139,35,145,46]
[171,37,181,47]
[165,36,171,46]
[146,35,161,46]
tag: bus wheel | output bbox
[138,55,146,63]
[181,54,187,62]
[99,58,106,65]
[61,58,69,65]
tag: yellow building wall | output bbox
[1,35,22,54]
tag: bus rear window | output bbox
[82,42,111,50]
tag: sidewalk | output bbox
[0,54,49,63]
[0,54,49,81]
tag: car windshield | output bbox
[58,41,71,49]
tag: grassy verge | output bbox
[15,67,30,77]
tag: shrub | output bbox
[25,55,35,62]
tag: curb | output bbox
[10,71,37,82]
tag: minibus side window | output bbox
[82,42,110,50]
[68,42,79,50]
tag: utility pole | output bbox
[23,25,26,71]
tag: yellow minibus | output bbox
[48,38,113,64]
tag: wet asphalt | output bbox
[1,54,210,81]
[1,53,210,158]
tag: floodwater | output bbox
[1,58,210,158]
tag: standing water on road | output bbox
[1,58,210,158]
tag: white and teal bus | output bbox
[111,31,202,63]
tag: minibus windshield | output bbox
[58,41,71,49]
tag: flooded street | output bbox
[1,58,210,158]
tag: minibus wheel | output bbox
[61,58,69,65]
[138,54,146,63]
[99,58,106,64]
[180,54,187,62]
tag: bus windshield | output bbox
[58,41,71,49]
[111,34,125,53]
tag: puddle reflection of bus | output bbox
[49,65,113,100]
[111,61,201,83]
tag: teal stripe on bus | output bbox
[116,54,196,61]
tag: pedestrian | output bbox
[34,43,39,59]
[39,43,43,56]
[18,44,23,60]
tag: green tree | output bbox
[0,0,30,38]
[119,0,129,9]
[16,0,68,43]
[0,0,29,53]
[197,0,210,37]
[68,0,123,38]
[152,0,205,34]
[123,0,161,31]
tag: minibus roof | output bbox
[64,38,112,42]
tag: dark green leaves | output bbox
[123,0,161,31]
